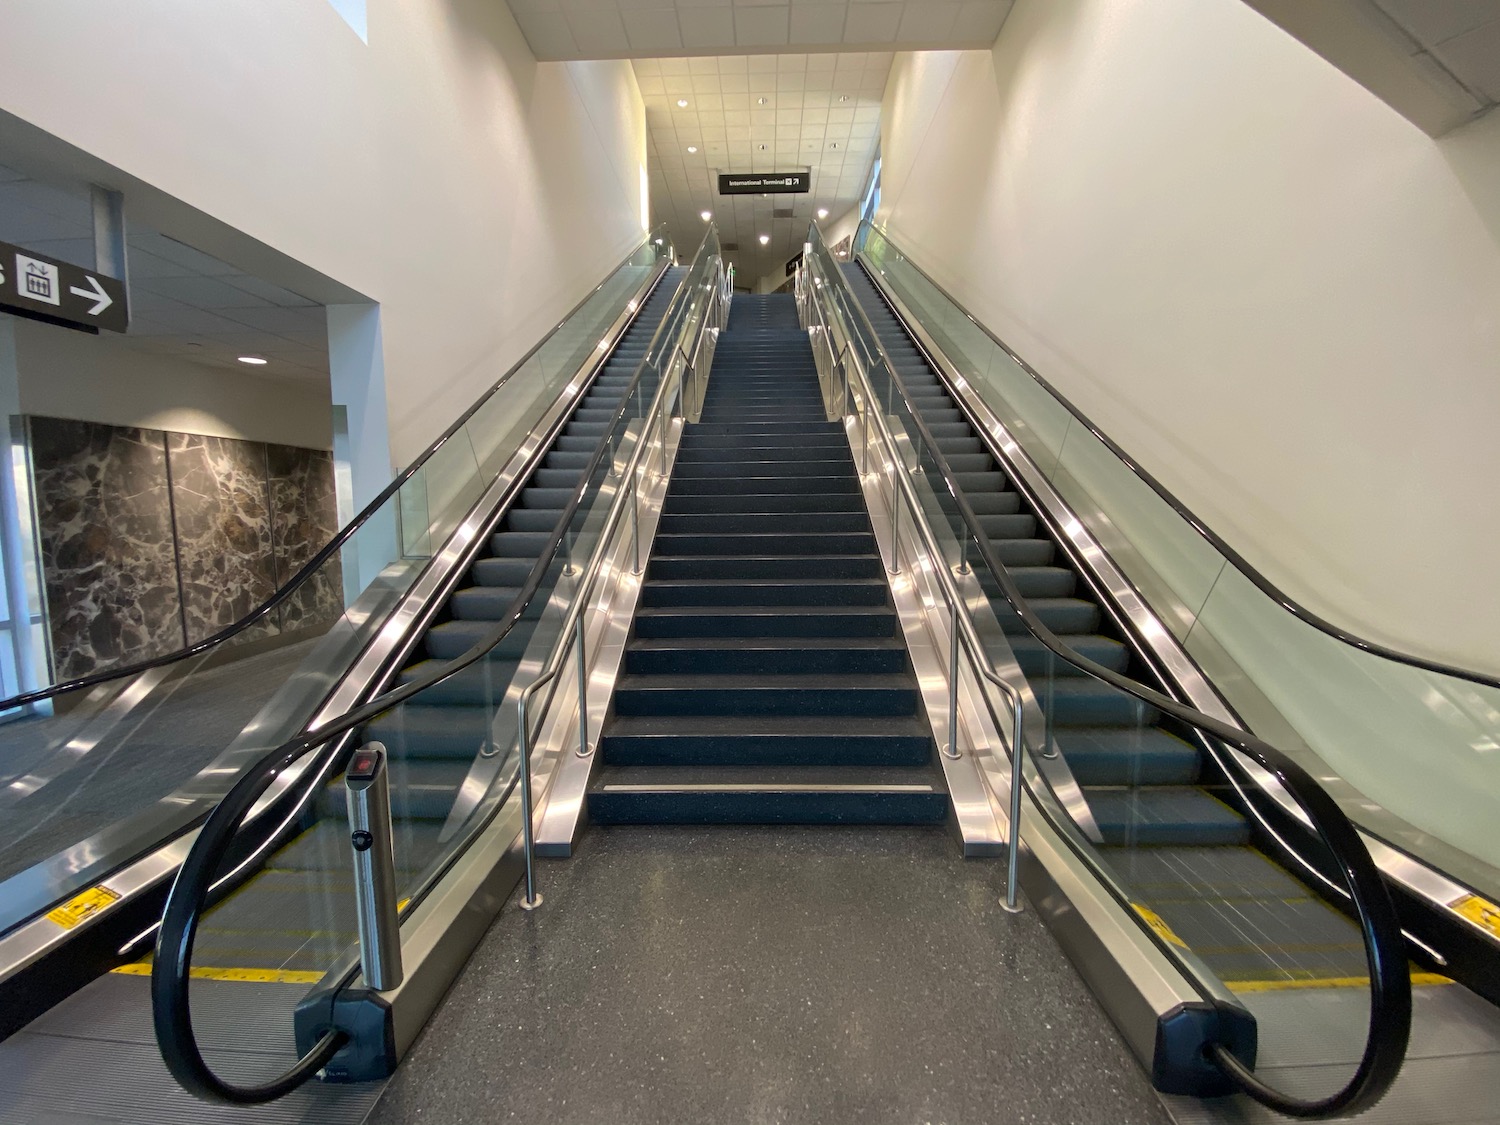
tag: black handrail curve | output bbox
[855,221,1500,694]
[814,234,1410,1118]
[153,230,714,1105]
[0,230,672,714]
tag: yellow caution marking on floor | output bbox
[111,962,326,984]
[1226,972,1451,994]
[1452,894,1500,940]
[1132,902,1187,948]
[46,885,121,929]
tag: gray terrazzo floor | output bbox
[366,824,1171,1125]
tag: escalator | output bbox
[132,263,685,987]
[836,263,1376,991]
[0,230,719,1120]
[787,221,1500,1120]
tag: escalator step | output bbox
[1086,787,1249,847]
[1054,728,1201,786]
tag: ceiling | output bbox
[0,163,329,383]
[1242,0,1498,135]
[639,52,887,286]
[508,0,1012,60]
[1371,0,1500,104]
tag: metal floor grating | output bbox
[0,974,382,1125]
[1159,983,1500,1124]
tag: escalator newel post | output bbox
[1003,687,1026,913]
[345,742,404,991]
[889,476,902,575]
[946,605,962,760]
[629,478,642,576]
[516,680,545,911]
[575,612,591,758]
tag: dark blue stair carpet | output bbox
[591,292,947,827]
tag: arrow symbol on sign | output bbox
[69,275,113,316]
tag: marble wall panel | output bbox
[166,433,278,645]
[267,443,343,632]
[28,418,185,680]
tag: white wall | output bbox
[8,318,332,449]
[877,2,1500,675]
[0,0,647,482]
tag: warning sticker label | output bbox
[1453,894,1500,940]
[46,885,122,929]
[1132,902,1188,948]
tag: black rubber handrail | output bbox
[817,237,1410,1118]
[0,230,672,714]
[152,230,714,1105]
[856,221,1500,694]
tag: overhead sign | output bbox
[0,239,128,334]
[718,172,810,195]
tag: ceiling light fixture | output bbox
[829,141,840,150]
[687,145,698,153]
[677,98,689,108]
[817,208,829,220]
[758,143,767,151]
[757,96,769,105]
[758,234,770,245]
[237,356,268,366]
[700,210,712,222]
[838,94,850,103]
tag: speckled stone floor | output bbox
[366,825,1170,1125]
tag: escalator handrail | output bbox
[0,229,674,714]
[854,220,1500,695]
[152,229,716,1105]
[810,226,1410,1119]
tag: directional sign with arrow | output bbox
[0,239,128,334]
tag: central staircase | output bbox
[587,293,949,825]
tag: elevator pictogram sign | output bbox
[0,239,128,333]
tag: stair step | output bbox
[587,766,948,826]
[633,605,897,639]
[647,555,883,581]
[640,578,889,608]
[624,636,908,676]
[652,532,874,556]
[601,715,931,767]
[611,673,919,717]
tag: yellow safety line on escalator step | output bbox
[110,962,326,984]
[1226,972,1451,993]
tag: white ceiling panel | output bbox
[635,52,890,286]
[0,163,329,384]
[508,0,1011,58]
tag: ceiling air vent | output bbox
[721,242,739,251]
[772,208,794,219]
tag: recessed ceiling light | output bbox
[817,208,829,220]
[758,234,770,245]
[237,356,268,365]
[677,99,689,108]
[700,210,712,222]
[687,145,698,153]
[757,96,769,105]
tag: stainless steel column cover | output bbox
[345,743,402,993]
